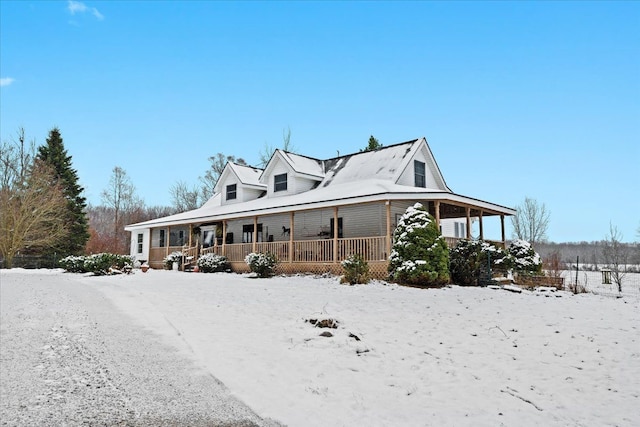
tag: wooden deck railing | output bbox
[148,236,506,267]
[256,242,290,262]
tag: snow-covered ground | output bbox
[2,269,639,426]
[561,269,640,298]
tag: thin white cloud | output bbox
[67,1,104,21]
[67,1,88,14]
[0,77,15,87]
[92,8,104,20]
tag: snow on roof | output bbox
[230,163,264,187]
[320,139,418,187]
[125,137,512,230]
[126,177,513,230]
[277,150,325,178]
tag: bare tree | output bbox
[199,153,246,200]
[258,127,296,168]
[0,131,68,267]
[602,223,628,292]
[101,166,142,254]
[170,180,201,212]
[511,197,550,247]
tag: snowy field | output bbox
[561,269,640,299]
[2,269,639,426]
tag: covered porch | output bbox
[144,197,511,279]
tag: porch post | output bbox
[166,227,170,256]
[465,207,471,239]
[222,220,227,257]
[500,215,506,245]
[333,206,339,263]
[478,210,484,241]
[289,212,294,263]
[188,224,193,248]
[434,200,441,230]
[386,201,392,258]
[253,216,258,253]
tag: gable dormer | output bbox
[260,150,324,198]
[395,137,450,192]
[214,162,266,205]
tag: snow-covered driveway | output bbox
[0,270,280,426]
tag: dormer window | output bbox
[414,160,426,188]
[226,184,237,200]
[274,173,288,192]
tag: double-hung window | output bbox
[274,173,287,192]
[414,160,426,188]
[226,184,237,200]
[137,233,143,254]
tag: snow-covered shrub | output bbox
[245,252,277,278]
[60,253,132,275]
[508,239,542,276]
[163,251,183,270]
[388,203,450,286]
[84,253,132,275]
[341,254,370,285]
[59,255,87,273]
[197,253,229,273]
[450,240,511,286]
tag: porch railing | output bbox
[218,237,387,263]
[148,236,505,267]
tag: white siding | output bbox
[129,228,150,263]
[293,209,333,240]
[266,160,293,198]
[337,204,386,238]
[294,175,320,193]
[396,146,441,190]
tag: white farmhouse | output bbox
[125,137,515,278]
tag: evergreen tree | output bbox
[361,135,382,152]
[388,203,450,286]
[36,128,89,256]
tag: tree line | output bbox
[0,127,298,266]
[2,129,638,270]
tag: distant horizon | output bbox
[1,1,638,243]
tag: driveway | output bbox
[0,271,281,426]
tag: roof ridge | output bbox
[321,138,420,162]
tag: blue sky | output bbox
[1,1,639,243]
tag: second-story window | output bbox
[226,184,237,200]
[414,160,426,188]
[274,173,288,192]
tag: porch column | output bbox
[252,216,258,253]
[465,207,471,239]
[222,220,227,257]
[166,227,170,256]
[434,200,441,230]
[478,210,484,241]
[188,224,193,248]
[289,212,294,263]
[333,206,339,263]
[386,201,392,258]
[500,215,506,245]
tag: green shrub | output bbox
[245,252,277,278]
[341,254,370,285]
[59,255,86,273]
[197,253,229,273]
[59,253,132,275]
[508,239,542,276]
[388,203,450,286]
[450,240,511,286]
